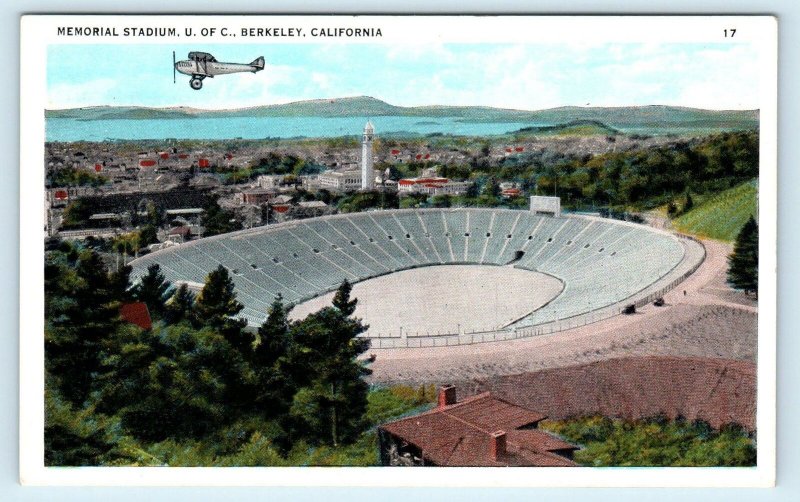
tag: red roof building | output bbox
[378,386,578,467]
[119,302,153,331]
[501,187,522,198]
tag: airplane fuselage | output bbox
[175,60,259,77]
[174,53,264,89]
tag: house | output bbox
[398,177,471,196]
[119,302,152,331]
[239,188,276,205]
[378,385,578,467]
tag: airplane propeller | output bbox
[172,51,176,84]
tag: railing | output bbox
[362,234,706,349]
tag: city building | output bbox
[378,385,578,467]
[239,188,276,205]
[316,169,364,191]
[397,177,471,196]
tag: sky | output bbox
[46,43,760,110]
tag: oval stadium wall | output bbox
[130,208,705,348]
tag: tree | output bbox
[164,283,195,325]
[430,194,452,208]
[45,380,129,466]
[483,177,501,197]
[727,215,758,295]
[60,199,91,228]
[94,323,239,442]
[251,295,297,449]
[193,265,254,408]
[332,279,357,316]
[255,295,293,368]
[289,280,371,446]
[131,264,173,319]
[138,224,159,248]
[45,246,126,404]
[683,190,694,214]
[202,199,242,237]
[194,266,246,329]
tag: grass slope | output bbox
[46,96,759,133]
[673,180,758,242]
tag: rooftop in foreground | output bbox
[378,385,578,467]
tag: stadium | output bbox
[130,204,705,349]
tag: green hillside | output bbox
[673,180,758,242]
[46,96,759,134]
[513,119,620,136]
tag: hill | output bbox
[673,180,758,242]
[46,96,759,133]
[512,119,620,136]
[473,356,756,430]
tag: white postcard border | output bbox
[19,14,778,487]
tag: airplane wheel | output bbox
[190,78,203,90]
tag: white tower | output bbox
[361,120,375,190]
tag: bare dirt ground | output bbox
[292,265,563,337]
[368,239,757,385]
[467,356,756,430]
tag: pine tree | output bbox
[289,280,371,446]
[131,264,172,319]
[164,283,195,325]
[252,295,296,448]
[45,247,125,404]
[255,294,292,367]
[45,377,130,466]
[727,215,758,295]
[193,265,254,407]
[332,279,357,316]
[194,265,247,332]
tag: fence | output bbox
[362,234,706,349]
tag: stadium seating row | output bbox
[130,208,685,328]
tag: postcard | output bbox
[19,15,777,486]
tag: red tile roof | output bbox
[119,302,152,330]
[380,392,577,467]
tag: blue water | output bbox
[45,116,540,142]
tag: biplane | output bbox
[173,51,265,90]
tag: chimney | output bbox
[438,385,457,408]
[490,430,507,461]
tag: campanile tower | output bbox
[361,120,375,190]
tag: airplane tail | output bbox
[250,56,265,71]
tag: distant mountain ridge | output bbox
[46,96,759,131]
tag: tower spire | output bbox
[361,120,375,190]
